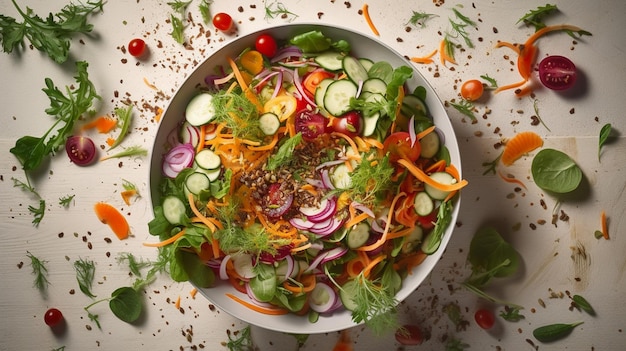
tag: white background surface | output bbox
[1,0,625,350]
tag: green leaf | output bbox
[26,251,50,291]
[598,123,612,161]
[517,4,559,31]
[198,0,213,24]
[499,305,525,322]
[532,321,584,343]
[449,99,477,122]
[531,149,582,194]
[109,105,134,150]
[407,11,437,28]
[177,250,215,288]
[74,258,97,298]
[109,287,142,323]
[170,14,185,44]
[468,227,520,281]
[289,30,350,54]
[572,294,595,315]
[266,133,302,170]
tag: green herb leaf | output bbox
[167,0,191,15]
[26,251,50,291]
[598,123,612,161]
[449,99,477,122]
[480,74,498,89]
[338,153,394,205]
[109,287,142,323]
[0,0,104,63]
[266,133,303,170]
[421,200,453,254]
[170,14,185,44]
[289,30,350,54]
[10,61,100,171]
[481,152,502,175]
[407,11,437,28]
[225,325,253,351]
[28,199,46,227]
[101,145,148,161]
[74,258,97,298]
[448,8,476,49]
[531,98,551,132]
[86,310,101,330]
[517,4,559,31]
[531,149,582,194]
[532,321,583,343]
[199,0,213,24]
[109,105,134,150]
[59,194,75,207]
[468,227,520,283]
[572,294,595,315]
[349,273,400,336]
[264,0,298,22]
[499,305,525,322]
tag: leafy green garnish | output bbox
[168,0,192,15]
[445,337,470,351]
[266,133,303,170]
[212,90,264,140]
[499,305,525,322]
[108,105,134,150]
[533,321,584,343]
[59,194,75,207]
[598,123,612,161]
[170,14,185,44]
[421,200,453,254]
[531,98,551,131]
[198,0,213,24]
[100,145,148,161]
[13,177,46,225]
[517,4,558,31]
[264,0,298,22]
[10,61,100,171]
[531,149,582,194]
[407,11,437,27]
[481,152,502,175]
[26,251,50,291]
[449,99,477,122]
[480,74,498,89]
[349,270,400,336]
[224,325,253,351]
[0,0,104,63]
[117,252,152,277]
[449,8,476,48]
[572,294,595,315]
[340,153,394,205]
[74,258,97,298]
[289,30,350,54]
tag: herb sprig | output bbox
[517,4,558,31]
[264,0,298,22]
[59,194,75,207]
[12,177,46,226]
[407,11,437,28]
[0,0,104,63]
[26,251,50,291]
[74,258,97,298]
[598,123,612,161]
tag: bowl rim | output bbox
[148,22,462,334]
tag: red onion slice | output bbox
[309,282,339,313]
[219,255,232,281]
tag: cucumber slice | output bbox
[424,172,455,200]
[314,51,344,71]
[162,196,186,225]
[330,163,352,189]
[258,112,280,135]
[358,58,374,72]
[401,226,424,254]
[361,78,387,95]
[413,191,434,216]
[194,165,221,182]
[419,130,440,159]
[323,80,358,116]
[346,222,370,249]
[185,172,210,195]
[339,280,359,311]
[185,93,216,126]
[314,78,334,113]
[401,94,429,117]
[195,149,221,170]
[342,56,369,84]
[361,93,386,137]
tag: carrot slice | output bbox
[94,202,130,240]
[410,49,437,64]
[397,159,469,192]
[81,116,118,133]
[501,131,543,166]
[362,4,380,36]
[226,293,289,315]
[120,189,137,206]
[240,50,264,75]
[143,229,186,247]
[601,210,609,239]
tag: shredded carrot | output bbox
[362,254,386,278]
[363,137,384,149]
[357,192,406,252]
[398,159,468,192]
[94,202,130,240]
[81,116,118,133]
[344,211,371,228]
[106,137,116,147]
[361,4,380,36]
[494,41,520,54]
[291,242,312,253]
[143,77,158,90]
[120,189,137,206]
[154,107,163,123]
[346,252,369,278]
[425,159,447,174]
[226,293,289,315]
[143,229,186,247]
[410,49,438,64]
[494,80,526,94]
[386,227,415,240]
[498,171,527,189]
[283,274,316,294]
[188,193,218,232]
[501,131,543,166]
[395,250,428,274]
[331,132,361,159]
[601,210,609,239]
[175,296,181,309]
[196,124,207,153]
[439,39,457,66]
[190,288,198,299]
[227,57,263,112]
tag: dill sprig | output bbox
[26,251,50,291]
[59,194,75,207]
[211,90,264,140]
[406,11,437,28]
[335,153,394,205]
[264,0,298,22]
[74,258,97,298]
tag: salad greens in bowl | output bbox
[148,24,466,334]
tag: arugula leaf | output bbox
[109,105,134,150]
[598,123,612,161]
[407,11,437,27]
[266,133,303,170]
[199,0,213,24]
[10,61,100,171]
[28,200,46,226]
[225,325,253,351]
[0,0,104,63]
[447,8,476,49]
[170,14,185,44]
[167,0,191,15]
[74,258,97,298]
[449,99,477,122]
[289,30,350,54]
[480,74,498,89]
[100,145,148,161]
[26,251,50,291]
[517,4,558,31]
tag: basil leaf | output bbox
[531,149,582,194]
[533,321,584,343]
[598,123,612,161]
[109,287,142,323]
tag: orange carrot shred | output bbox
[362,4,380,36]
[175,296,181,309]
[498,171,527,189]
[439,39,457,66]
[120,189,137,206]
[190,288,198,299]
[410,49,438,64]
[226,293,289,315]
[398,159,468,192]
[94,202,130,240]
[143,77,158,90]
[501,131,543,166]
[143,229,186,247]
[155,107,163,123]
[81,116,118,133]
[601,210,609,239]
[106,137,115,147]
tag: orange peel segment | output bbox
[501,131,544,166]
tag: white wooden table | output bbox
[1,0,625,349]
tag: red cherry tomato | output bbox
[395,324,423,345]
[383,132,421,163]
[255,34,278,58]
[128,38,146,57]
[212,12,234,32]
[331,111,363,138]
[460,79,484,101]
[538,55,577,90]
[474,308,495,329]
[65,135,96,166]
[294,110,328,141]
[44,308,64,327]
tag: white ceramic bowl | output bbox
[149,23,462,334]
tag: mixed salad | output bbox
[148,30,467,331]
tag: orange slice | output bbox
[94,202,130,240]
[501,131,543,166]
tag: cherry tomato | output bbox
[255,34,278,58]
[538,55,577,90]
[395,324,423,345]
[212,12,234,32]
[44,308,64,327]
[417,207,437,230]
[383,132,421,163]
[128,38,146,57]
[474,308,495,329]
[65,135,96,166]
[331,111,363,138]
[460,79,484,101]
[294,110,328,141]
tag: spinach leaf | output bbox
[533,321,583,343]
[109,287,142,323]
[289,30,350,54]
[598,123,612,161]
[468,227,520,280]
[531,149,582,194]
